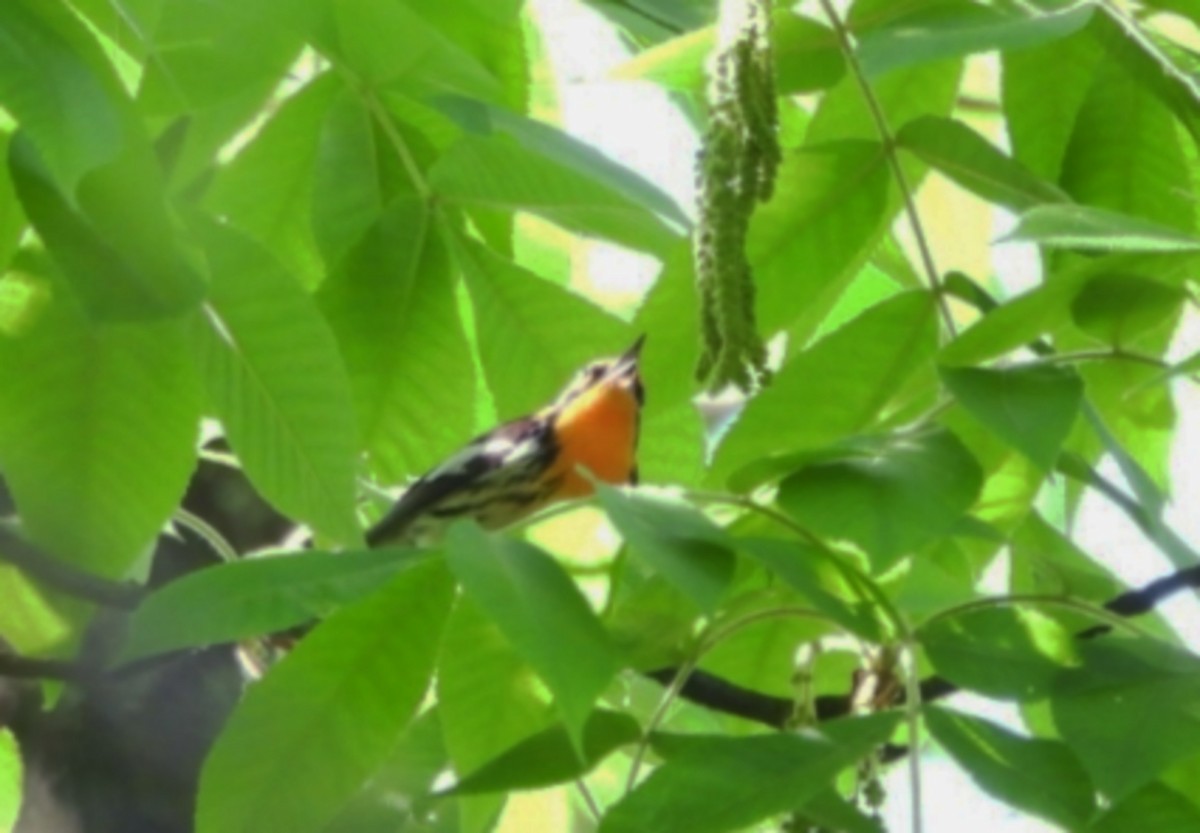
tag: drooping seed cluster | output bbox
[694,0,780,393]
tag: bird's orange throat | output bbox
[550,382,640,498]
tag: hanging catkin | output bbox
[694,0,779,393]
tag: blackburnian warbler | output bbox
[366,336,645,547]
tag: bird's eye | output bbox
[585,363,607,382]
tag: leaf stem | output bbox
[625,655,698,794]
[575,779,603,822]
[624,605,842,794]
[816,0,956,337]
[685,489,823,545]
[364,90,432,200]
[917,592,1156,639]
[1035,349,1168,369]
[1057,452,1200,568]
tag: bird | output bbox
[366,335,646,547]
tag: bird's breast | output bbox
[549,384,640,497]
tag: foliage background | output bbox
[2,0,1200,831]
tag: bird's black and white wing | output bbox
[365,416,557,546]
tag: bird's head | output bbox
[551,334,645,416]
[544,334,645,491]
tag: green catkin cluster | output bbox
[694,0,780,393]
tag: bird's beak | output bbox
[615,334,646,371]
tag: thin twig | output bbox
[644,557,1200,732]
[626,657,698,794]
[816,0,956,336]
[364,90,432,199]
[903,640,924,833]
[1057,452,1200,568]
[916,592,1156,640]
[575,779,603,822]
[0,652,91,683]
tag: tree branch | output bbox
[0,652,91,683]
[816,0,956,337]
[651,561,1200,729]
[0,524,144,610]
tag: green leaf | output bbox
[1056,34,1194,234]
[698,601,829,701]
[1058,431,1199,574]
[436,597,548,833]
[433,96,688,231]
[940,365,1083,471]
[1009,512,1126,605]
[925,706,1096,829]
[1089,7,1200,148]
[123,0,315,192]
[712,292,938,485]
[445,524,620,748]
[322,0,507,102]
[0,304,200,578]
[0,133,25,272]
[612,10,844,95]
[580,0,711,40]
[777,429,982,569]
[309,91,402,270]
[196,559,454,833]
[0,265,50,340]
[799,789,884,833]
[0,0,124,189]
[1070,274,1185,346]
[939,253,1200,366]
[120,549,432,663]
[1003,205,1200,253]
[750,141,890,336]
[630,245,707,484]
[857,4,1095,78]
[1079,361,1177,505]
[327,709,457,833]
[920,607,1079,701]
[429,131,682,254]
[1089,783,1200,833]
[447,233,632,418]
[0,565,70,655]
[319,201,476,482]
[205,76,337,288]
[598,713,902,833]
[137,0,317,117]
[8,135,205,321]
[414,0,528,112]
[739,538,887,640]
[449,710,640,796]
[605,569,697,672]
[1053,640,1200,801]
[896,115,1069,211]
[594,484,735,613]
[0,729,21,833]
[809,45,965,144]
[1002,21,1103,181]
[195,222,360,545]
